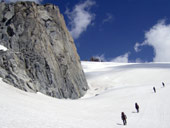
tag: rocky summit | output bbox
[0,1,88,99]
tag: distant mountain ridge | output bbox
[0,1,88,99]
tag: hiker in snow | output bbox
[121,112,127,125]
[153,87,156,93]
[135,102,139,113]
[162,82,165,87]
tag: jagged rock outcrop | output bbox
[90,56,103,62]
[0,1,88,99]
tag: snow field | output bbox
[0,62,170,128]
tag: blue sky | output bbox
[4,0,170,62]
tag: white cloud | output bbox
[134,20,170,62]
[92,52,131,63]
[134,42,147,52]
[65,0,95,39]
[135,58,147,63]
[111,52,130,63]
[2,0,42,3]
[102,13,113,24]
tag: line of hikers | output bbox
[121,102,139,125]
[121,82,165,125]
[153,82,165,93]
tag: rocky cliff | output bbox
[0,1,88,99]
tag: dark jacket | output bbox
[135,103,139,109]
[121,112,127,120]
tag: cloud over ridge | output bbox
[111,52,130,63]
[135,20,170,62]
[65,0,95,39]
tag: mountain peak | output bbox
[0,2,88,99]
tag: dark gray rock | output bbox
[0,1,88,99]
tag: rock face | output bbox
[0,1,88,99]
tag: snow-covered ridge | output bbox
[82,61,170,97]
[0,61,170,128]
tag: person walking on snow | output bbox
[162,82,165,87]
[135,102,139,113]
[153,87,156,93]
[121,112,127,125]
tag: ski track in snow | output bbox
[0,62,170,128]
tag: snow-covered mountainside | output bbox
[0,61,170,128]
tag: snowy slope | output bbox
[0,62,170,128]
